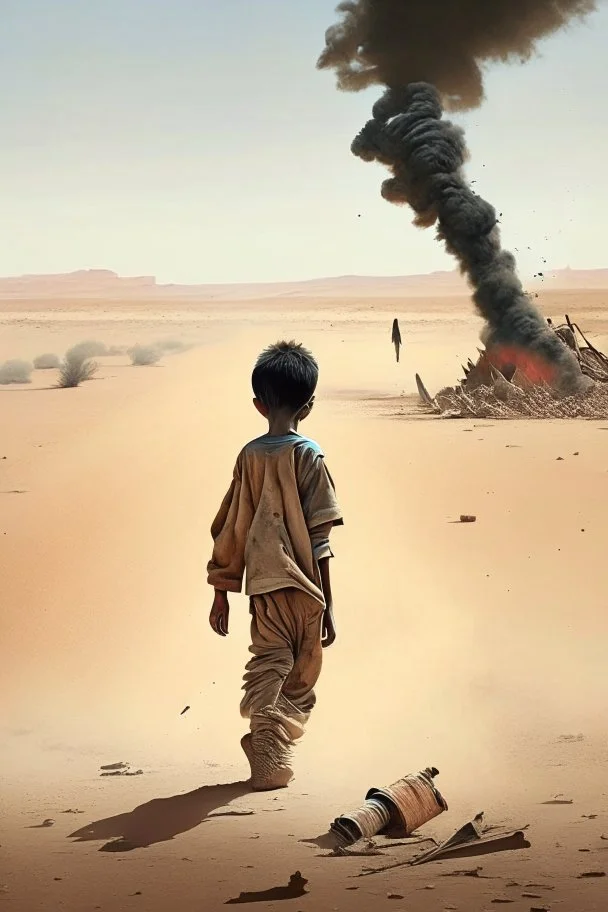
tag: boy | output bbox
[207,341,343,791]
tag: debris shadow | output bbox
[225,872,308,904]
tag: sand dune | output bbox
[1,294,607,911]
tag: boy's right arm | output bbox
[207,455,247,636]
[209,589,230,636]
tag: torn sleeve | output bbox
[297,445,344,534]
[309,520,335,562]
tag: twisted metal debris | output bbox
[418,317,608,419]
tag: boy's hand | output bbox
[210,590,230,637]
[321,605,336,648]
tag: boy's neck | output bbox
[266,408,299,437]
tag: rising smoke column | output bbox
[318,0,596,392]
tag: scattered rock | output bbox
[578,871,606,878]
[100,764,143,777]
[387,893,404,900]
[522,894,542,899]
[180,706,190,716]
[100,762,129,771]
[556,457,564,461]
[542,798,573,805]
[491,900,514,904]
[62,809,84,815]
[460,515,477,523]
[582,815,597,820]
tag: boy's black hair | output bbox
[252,340,318,411]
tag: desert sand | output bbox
[1,282,608,911]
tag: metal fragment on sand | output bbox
[331,767,447,846]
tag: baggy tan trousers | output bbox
[240,588,324,781]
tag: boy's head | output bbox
[252,340,318,420]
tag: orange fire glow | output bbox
[486,345,557,385]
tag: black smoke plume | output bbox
[318,0,595,110]
[318,1,596,392]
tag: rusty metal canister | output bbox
[331,767,447,846]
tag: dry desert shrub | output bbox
[129,344,161,366]
[56,355,98,388]
[66,340,108,362]
[0,359,33,384]
[33,353,61,370]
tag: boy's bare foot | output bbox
[251,766,294,791]
[242,734,292,789]
[245,727,294,790]
[241,733,254,772]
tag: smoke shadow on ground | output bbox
[68,780,252,851]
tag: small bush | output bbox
[57,356,98,388]
[0,359,33,384]
[34,353,61,370]
[129,344,161,366]
[66,340,108,362]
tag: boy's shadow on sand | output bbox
[69,780,252,852]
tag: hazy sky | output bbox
[2,0,607,284]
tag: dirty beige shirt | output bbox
[207,433,343,605]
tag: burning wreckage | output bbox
[416,316,608,419]
[318,0,601,419]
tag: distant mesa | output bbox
[0,269,156,298]
[0,267,606,301]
